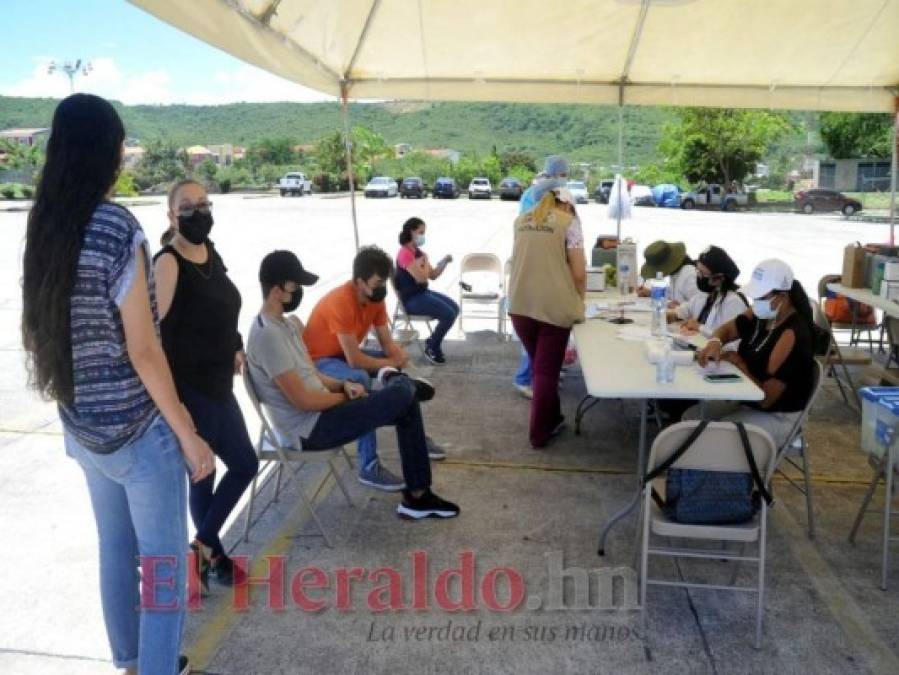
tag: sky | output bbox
[1,0,334,105]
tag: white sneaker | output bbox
[515,384,534,399]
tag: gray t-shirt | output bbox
[246,313,327,446]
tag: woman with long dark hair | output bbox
[22,94,213,675]
[668,245,747,337]
[155,179,258,588]
[691,259,816,447]
[394,216,457,364]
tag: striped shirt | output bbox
[58,202,160,453]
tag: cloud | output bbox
[0,57,333,105]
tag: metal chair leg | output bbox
[849,467,882,543]
[329,459,355,507]
[882,455,893,591]
[243,471,260,542]
[801,439,816,539]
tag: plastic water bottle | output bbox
[650,272,668,338]
[656,339,673,384]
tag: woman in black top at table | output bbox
[690,258,815,447]
[154,179,258,588]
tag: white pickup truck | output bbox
[680,184,749,211]
[278,172,312,197]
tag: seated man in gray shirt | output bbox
[246,250,459,520]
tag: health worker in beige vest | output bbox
[508,155,586,448]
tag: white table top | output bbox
[574,293,763,402]
[826,283,899,319]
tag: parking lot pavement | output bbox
[1,194,897,674]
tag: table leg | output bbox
[598,398,648,556]
[575,395,601,435]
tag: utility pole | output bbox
[47,59,93,93]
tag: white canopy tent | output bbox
[128,0,899,242]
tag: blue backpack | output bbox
[644,421,773,525]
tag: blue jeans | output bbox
[64,416,188,674]
[181,385,259,558]
[314,349,383,469]
[403,290,459,354]
[302,376,432,491]
[514,346,532,386]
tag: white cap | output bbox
[741,258,794,299]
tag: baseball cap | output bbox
[259,250,319,287]
[741,258,793,299]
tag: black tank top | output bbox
[155,241,242,400]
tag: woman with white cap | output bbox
[508,155,586,447]
[691,258,816,447]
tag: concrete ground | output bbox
[2,194,898,674]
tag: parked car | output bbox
[681,183,748,211]
[794,189,862,216]
[400,177,427,198]
[499,177,524,201]
[630,184,655,207]
[432,177,460,199]
[566,180,589,204]
[364,176,398,198]
[594,179,616,204]
[278,171,311,197]
[468,177,492,199]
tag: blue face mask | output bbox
[753,297,777,320]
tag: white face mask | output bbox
[414,233,426,247]
[753,297,778,320]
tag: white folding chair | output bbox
[638,421,778,649]
[458,252,504,338]
[241,369,354,547]
[774,360,824,539]
[389,279,433,355]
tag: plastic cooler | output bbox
[860,387,899,459]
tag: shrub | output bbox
[0,184,16,199]
[21,185,34,199]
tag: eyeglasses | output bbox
[176,201,213,218]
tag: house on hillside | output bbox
[810,157,892,192]
[423,148,461,164]
[185,145,218,168]
[122,146,145,169]
[207,144,235,166]
[233,146,246,162]
[0,128,50,149]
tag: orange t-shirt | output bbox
[303,281,388,360]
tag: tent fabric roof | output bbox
[129,0,899,112]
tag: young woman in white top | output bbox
[669,245,747,338]
[637,240,699,305]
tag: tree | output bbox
[820,112,893,159]
[499,151,537,174]
[246,138,296,167]
[198,158,219,183]
[133,140,186,190]
[662,108,793,186]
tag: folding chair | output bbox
[811,300,867,412]
[638,421,778,649]
[458,253,504,338]
[241,369,354,547]
[389,279,433,356]
[817,273,880,351]
[848,424,899,590]
[774,360,824,539]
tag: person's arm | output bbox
[428,255,451,280]
[696,310,750,366]
[567,247,586,298]
[120,252,213,483]
[153,252,179,320]
[273,370,347,411]
[337,332,406,370]
[751,329,795,409]
[406,255,431,284]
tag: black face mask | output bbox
[697,276,715,293]
[177,210,214,245]
[282,286,302,313]
[367,286,388,303]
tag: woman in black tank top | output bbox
[154,180,258,590]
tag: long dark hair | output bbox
[787,280,814,331]
[22,94,125,403]
[398,217,424,245]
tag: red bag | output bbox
[824,295,876,325]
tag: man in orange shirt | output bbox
[305,246,444,491]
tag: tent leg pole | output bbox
[889,96,898,246]
[341,85,360,253]
[617,97,624,241]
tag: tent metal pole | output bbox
[341,84,360,252]
[617,85,624,241]
[890,96,898,246]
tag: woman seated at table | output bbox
[636,240,699,305]
[668,245,747,339]
[395,216,457,365]
[688,258,815,447]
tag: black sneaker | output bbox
[423,344,446,365]
[397,489,460,519]
[210,554,246,586]
[179,655,191,674]
[377,367,436,402]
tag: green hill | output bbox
[0,96,675,166]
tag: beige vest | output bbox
[508,194,584,328]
